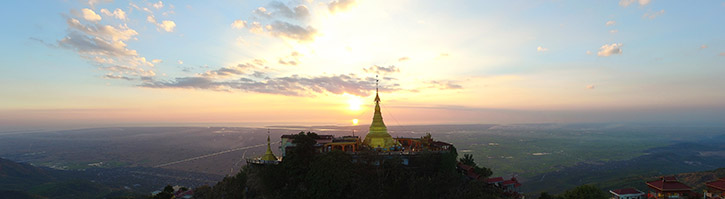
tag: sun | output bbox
[352,119,359,125]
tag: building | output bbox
[274,82,455,165]
[610,188,645,199]
[645,176,695,199]
[704,177,725,199]
[246,133,280,165]
[362,86,401,151]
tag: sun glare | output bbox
[352,119,359,125]
[347,95,363,111]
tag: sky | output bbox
[1,0,724,130]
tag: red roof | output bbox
[486,177,504,183]
[610,188,644,195]
[646,176,692,192]
[502,180,522,187]
[706,179,725,191]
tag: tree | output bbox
[539,192,558,199]
[460,154,476,166]
[458,154,492,178]
[561,184,608,199]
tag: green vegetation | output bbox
[447,127,674,178]
[194,131,508,199]
[537,184,608,199]
[460,154,493,178]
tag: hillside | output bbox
[0,158,146,199]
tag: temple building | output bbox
[274,81,454,161]
[609,188,645,199]
[704,177,725,199]
[363,85,401,150]
[247,133,280,165]
[645,176,695,199]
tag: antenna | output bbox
[375,75,379,93]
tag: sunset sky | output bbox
[1,0,724,130]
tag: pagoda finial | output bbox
[261,129,277,161]
[374,75,380,103]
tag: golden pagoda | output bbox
[363,79,399,150]
[261,133,277,161]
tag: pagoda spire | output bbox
[363,75,398,150]
[261,130,277,161]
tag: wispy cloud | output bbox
[100,8,127,20]
[363,65,400,75]
[142,73,392,96]
[597,43,623,57]
[643,10,665,19]
[606,20,616,26]
[619,0,651,7]
[328,0,357,13]
[427,80,463,90]
[537,46,549,52]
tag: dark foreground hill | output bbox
[192,132,511,199]
[0,158,146,199]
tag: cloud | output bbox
[398,57,410,62]
[597,43,623,57]
[328,0,356,13]
[265,21,317,42]
[537,46,548,52]
[81,8,102,22]
[586,50,592,55]
[142,73,390,96]
[586,85,595,89]
[610,29,619,34]
[260,1,309,20]
[643,10,665,19]
[177,60,183,64]
[200,61,265,78]
[152,59,162,64]
[278,52,301,66]
[158,20,176,32]
[427,80,463,90]
[153,1,164,9]
[147,15,156,23]
[87,0,112,8]
[58,17,156,79]
[363,65,400,74]
[606,20,616,26]
[105,74,133,80]
[231,20,247,29]
[619,0,651,7]
[100,8,127,20]
[249,21,264,33]
[700,45,707,49]
[720,52,725,56]
[60,28,137,57]
[278,59,298,66]
[66,18,138,42]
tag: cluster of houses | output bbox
[609,176,725,199]
[457,162,523,198]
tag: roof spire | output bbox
[374,75,380,103]
[261,129,277,161]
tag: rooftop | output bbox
[646,176,692,192]
[610,188,644,195]
[706,178,725,191]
